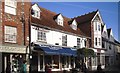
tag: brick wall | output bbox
[2,1,31,46]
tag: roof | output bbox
[107,28,111,37]
[72,10,98,37]
[31,4,88,37]
[74,10,98,24]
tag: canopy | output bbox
[34,44,77,56]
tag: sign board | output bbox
[0,46,26,53]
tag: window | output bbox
[95,22,97,31]
[62,35,67,46]
[4,26,17,43]
[109,44,111,50]
[58,18,63,26]
[32,10,40,18]
[95,38,97,46]
[5,0,17,15]
[84,40,86,47]
[102,42,105,48]
[77,38,81,48]
[37,31,46,41]
[98,25,100,31]
[98,38,101,46]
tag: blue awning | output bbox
[34,44,77,56]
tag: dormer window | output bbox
[32,10,40,18]
[54,14,64,26]
[70,19,77,30]
[32,4,41,19]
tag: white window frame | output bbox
[77,38,81,48]
[62,35,67,46]
[32,10,40,19]
[5,0,17,15]
[37,30,46,42]
[4,26,17,43]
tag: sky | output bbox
[32,2,118,41]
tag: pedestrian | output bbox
[22,60,27,73]
[82,62,87,73]
[45,64,49,73]
[6,61,11,73]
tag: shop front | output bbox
[31,44,77,72]
[0,46,26,73]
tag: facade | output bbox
[0,1,119,72]
[30,4,89,72]
[0,0,31,73]
[75,10,105,70]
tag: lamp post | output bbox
[28,7,34,73]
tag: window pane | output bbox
[4,26,17,43]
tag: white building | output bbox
[75,10,105,70]
[30,3,89,72]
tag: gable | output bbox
[102,25,108,39]
[57,14,63,20]
[92,11,103,25]
[70,19,77,30]
[32,4,41,12]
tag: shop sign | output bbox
[40,44,62,50]
[0,46,26,53]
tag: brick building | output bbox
[0,0,31,72]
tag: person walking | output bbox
[22,60,27,73]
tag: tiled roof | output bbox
[73,10,98,37]
[31,5,88,37]
[74,10,98,24]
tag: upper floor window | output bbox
[84,40,87,47]
[4,26,17,43]
[5,0,17,15]
[58,18,63,26]
[62,35,67,46]
[32,10,40,19]
[32,4,41,19]
[37,30,46,42]
[77,38,81,48]
[95,37,97,46]
[102,42,105,48]
[98,25,101,31]
[98,38,101,45]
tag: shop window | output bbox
[62,35,67,46]
[5,0,17,15]
[4,26,17,43]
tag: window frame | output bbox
[37,30,46,42]
[62,35,67,46]
[5,0,17,15]
[4,26,17,43]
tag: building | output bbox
[74,10,105,70]
[0,0,31,72]
[30,3,89,72]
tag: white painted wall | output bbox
[56,14,64,26]
[32,4,41,19]
[70,19,77,30]
[93,18,102,48]
[31,25,87,48]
